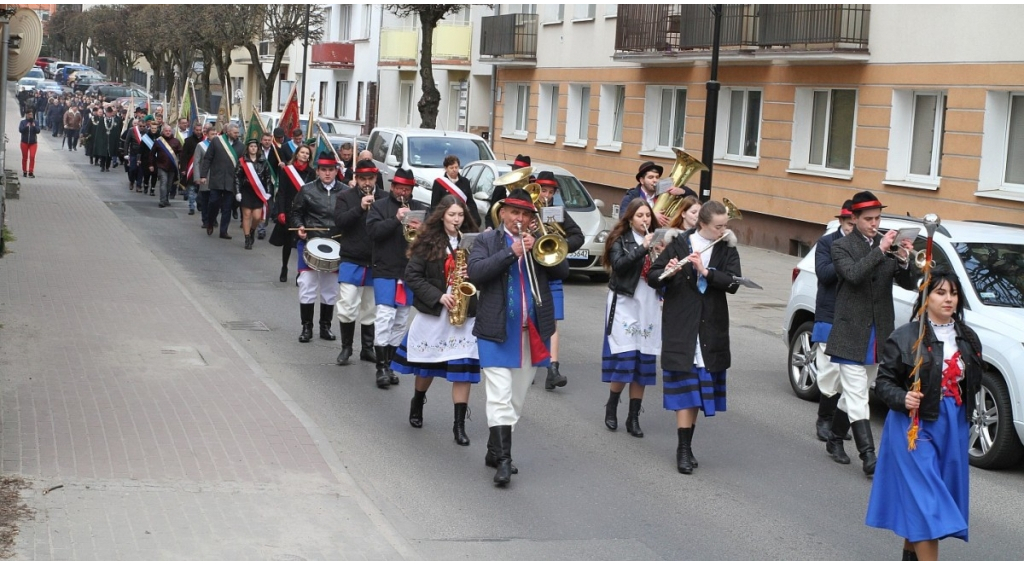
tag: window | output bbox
[279,80,294,110]
[715,88,762,163]
[356,81,364,120]
[338,5,351,41]
[597,84,625,149]
[319,81,328,115]
[391,135,405,164]
[572,4,596,20]
[605,4,618,17]
[536,84,559,142]
[979,91,1024,196]
[789,88,857,177]
[565,84,591,146]
[542,4,564,23]
[502,82,530,138]
[400,81,415,127]
[335,81,348,118]
[642,86,686,154]
[885,91,946,188]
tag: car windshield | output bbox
[547,174,595,210]
[954,242,1024,308]
[26,69,43,78]
[407,137,492,169]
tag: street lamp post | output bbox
[698,4,723,203]
[300,3,310,114]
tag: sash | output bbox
[155,137,179,171]
[288,140,298,153]
[175,129,187,146]
[186,139,209,181]
[140,132,155,150]
[185,156,195,181]
[436,176,466,202]
[284,165,305,191]
[241,159,271,205]
[218,136,239,168]
[131,126,142,144]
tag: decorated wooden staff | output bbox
[906,213,941,450]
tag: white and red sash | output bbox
[283,165,305,192]
[436,176,466,202]
[131,126,143,145]
[241,159,271,205]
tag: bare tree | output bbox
[195,5,263,119]
[387,5,464,129]
[243,5,325,112]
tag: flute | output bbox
[657,230,734,280]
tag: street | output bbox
[3,111,1024,560]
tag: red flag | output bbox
[279,82,300,137]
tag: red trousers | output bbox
[20,142,37,174]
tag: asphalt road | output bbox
[73,151,1024,560]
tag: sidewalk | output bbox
[0,97,415,558]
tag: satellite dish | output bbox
[7,8,43,80]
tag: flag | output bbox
[314,123,341,164]
[279,82,300,138]
[180,79,199,128]
[245,108,264,143]
[253,108,279,188]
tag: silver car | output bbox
[458,160,614,278]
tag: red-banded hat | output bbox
[511,154,531,170]
[354,159,378,176]
[495,187,538,214]
[391,168,416,186]
[850,191,886,212]
[535,170,558,188]
[835,199,854,219]
[315,151,338,168]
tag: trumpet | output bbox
[887,247,933,269]
[401,197,417,243]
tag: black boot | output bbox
[279,265,288,283]
[336,322,356,365]
[625,398,644,438]
[816,393,840,441]
[690,423,698,468]
[409,390,426,428]
[826,409,852,464]
[453,403,470,446]
[492,425,513,486]
[604,391,621,431]
[851,420,877,476]
[485,433,518,474]
[298,303,315,343]
[676,427,694,474]
[244,232,253,250]
[902,549,918,561]
[319,304,336,340]
[374,346,390,389]
[359,325,377,362]
[545,361,567,390]
[387,345,399,385]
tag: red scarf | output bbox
[941,351,963,405]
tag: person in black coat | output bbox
[366,167,428,388]
[430,155,481,228]
[234,139,274,250]
[647,200,741,475]
[200,123,245,239]
[270,145,316,282]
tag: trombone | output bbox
[528,182,568,267]
[515,221,544,306]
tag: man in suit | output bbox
[200,123,244,239]
[825,191,918,476]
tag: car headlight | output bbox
[415,177,431,190]
[595,229,609,244]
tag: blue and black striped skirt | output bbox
[390,338,481,383]
[663,366,727,414]
[601,336,657,386]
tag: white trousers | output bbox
[298,270,339,305]
[836,363,878,422]
[336,283,376,324]
[482,330,536,428]
[815,342,842,398]
[374,304,411,347]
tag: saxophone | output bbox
[448,237,477,327]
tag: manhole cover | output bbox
[222,320,271,331]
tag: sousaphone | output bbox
[6,8,43,81]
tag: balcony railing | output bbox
[615,4,869,55]
[310,42,355,69]
[432,21,472,60]
[379,28,418,62]
[479,13,538,61]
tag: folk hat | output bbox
[495,187,538,215]
[835,199,854,219]
[315,151,338,168]
[850,191,886,212]
[511,154,531,170]
[391,167,416,186]
[636,161,664,182]
[354,159,378,177]
[535,170,558,188]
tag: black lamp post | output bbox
[300,3,310,114]
[698,4,723,203]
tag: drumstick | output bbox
[287,227,330,231]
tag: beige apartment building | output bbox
[480,4,1024,252]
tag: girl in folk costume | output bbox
[600,199,662,437]
[647,200,741,475]
[866,269,983,561]
[234,139,274,250]
[390,195,482,445]
[269,145,316,281]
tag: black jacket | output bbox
[430,176,482,229]
[234,155,274,198]
[606,231,647,298]
[279,164,316,222]
[875,321,983,423]
[366,194,428,279]
[334,186,387,266]
[814,229,845,325]
[288,179,342,237]
[467,227,570,344]
[405,251,478,318]
[647,228,741,372]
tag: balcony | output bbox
[479,13,538,64]
[614,4,870,63]
[379,27,418,65]
[310,42,355,70]
[432,21,472,62]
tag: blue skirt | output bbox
[550,279,564,321]
[390,336,481,383]
[866,396,970,543]
[663,367,727,414]
[601,336,656,386]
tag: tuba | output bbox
[489,166,534,227]
[448,236,477,327]
[651,148,709,220]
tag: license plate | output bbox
[567,249,589,260]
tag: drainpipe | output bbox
[488,63,496,150]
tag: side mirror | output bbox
[593,198,605,209]
[385,154,399,167]
[474,192,490,201]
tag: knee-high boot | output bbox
[485,431,517,474]
[336,322,356,365]
[826,409,852,464]
[816,393,840,441]
[387,345,399,385]
[298,303,314,343]
[851,420,877,476]
[319,304,336,340]
[492,425,513,486]
[374,346,390,389]
[359,324,377,362]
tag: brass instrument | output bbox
[516,221,544,306]
[652,148,709,219]
[448,234,477,327]
[529,183,569,267]
[657,197,743,280]
[490,166,535,228]
[401,197,417,242]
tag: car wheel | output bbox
[787,321,820,402]
[969,371,1024,470]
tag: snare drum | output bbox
[303,237,342,272]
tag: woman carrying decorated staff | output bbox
[866,268,982,561]
[390,195,482,445]
[600,198,661,437]
[234,138,274,250]
[270,145,316,280]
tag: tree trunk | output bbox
[262,48,288,113]
[200,48,214,111]
[417,16,441,129]
[244,43,269,112]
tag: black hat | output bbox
[636,161,663,181]
[535,170,558,188]
[835,199,854,219]
[495,187,538,214]
[850,191,886,212]
[511,154,531,170]
[315,151,338,168]
[391,168,415,186]
[354,159,378,176]
[273,127,286,138]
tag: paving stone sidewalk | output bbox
[0,97,414,559]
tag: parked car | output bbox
[85,83,148,102]
[783,216,1024,469]
[16,68,44,92]
[45,60,80,79]
[324,134,367,156]
[74,74,108,94]
[367,127,494,192]
[57,65,98,84]
[35,79,66,96]
[456,159,613,277]
[35,56,58,71]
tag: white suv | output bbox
[366,128,494,203]
[783,216,1024,470]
